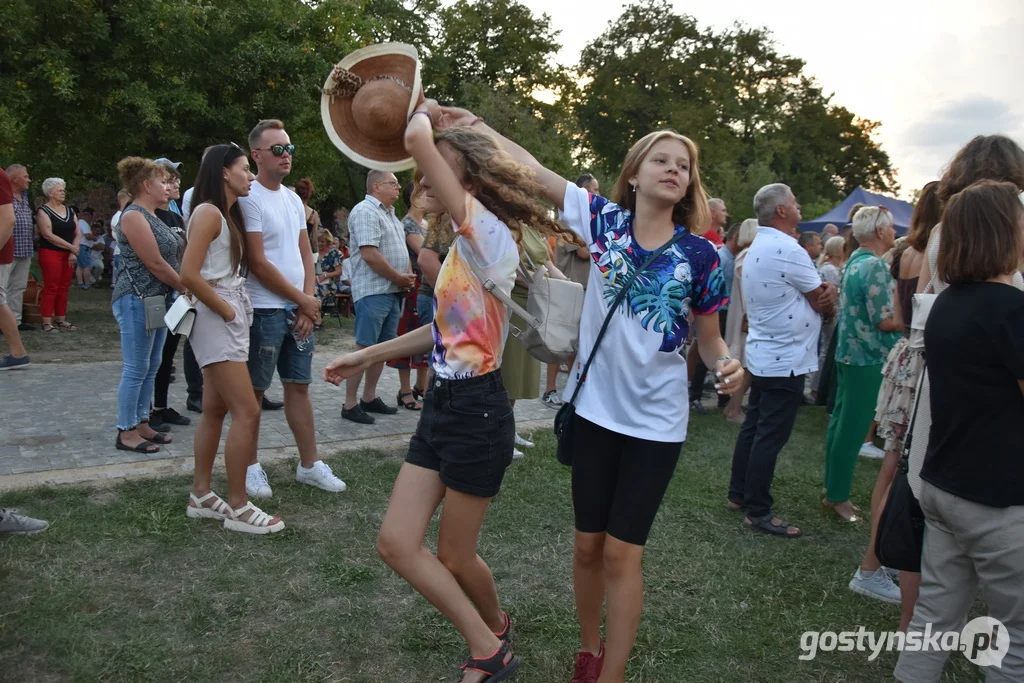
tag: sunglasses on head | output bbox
[873,205,892,232]
[255,144,296,157]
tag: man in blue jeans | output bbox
[342,170,416,424]
[240,118,346,497]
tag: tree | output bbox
[574,0,898,221]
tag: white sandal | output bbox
[223,502,285,535]
[186,491,232,520]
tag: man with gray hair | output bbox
[342,169,416,424]
[1,164,33,330]
[705,197,727,246]
[727,183,836,537]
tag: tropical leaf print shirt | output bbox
[561,183,727,443]
[835,248,901,366]
[430,195,518,380]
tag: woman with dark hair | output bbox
[181,144,282,534]
[428,106,741,682]
[112,158,185,453]
[295,177,320,256]
[324,102,589,681]
[386,180,429,410]
[847,181,941,615]
[895,180,1024,682]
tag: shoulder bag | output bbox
[481,249,586,364]
[552,231,688,466]
[164,293,197,337]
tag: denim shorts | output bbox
[416,292,435,327]
[354,293,401,348]
[406,371,516,498]
[247,307,314,391]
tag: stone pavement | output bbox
[0,357,560,490]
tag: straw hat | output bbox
[321,43,424,172]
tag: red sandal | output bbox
[460,640,520,681]
[493,610,512,644]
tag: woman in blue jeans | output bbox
[111,157,185,453]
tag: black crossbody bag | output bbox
[554,231,688,466]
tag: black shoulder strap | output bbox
[566,229,689,406]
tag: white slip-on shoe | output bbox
[514,433,534,448]
[858,442,885,459]
[296,461,347,493]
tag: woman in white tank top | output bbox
[179,144,284,535]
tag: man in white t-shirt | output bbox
[240,118,345,496]
[727,183,836,538]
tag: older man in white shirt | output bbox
[727,183,837,538]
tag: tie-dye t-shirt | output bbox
[430,195,518,380]
[561,183,727,443]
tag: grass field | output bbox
[0,408,985,682]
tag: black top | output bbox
[922,281,1024,507]
[38,205,77,251]
[155,207,186,240]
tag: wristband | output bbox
[408,110,433,125]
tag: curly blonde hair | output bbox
[433,127,585,252]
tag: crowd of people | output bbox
[1,94,1021,681]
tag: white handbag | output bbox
[907,291,936,351]
[466,252,585,364]
[164,294,197,337]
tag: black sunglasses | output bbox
[255,144,295,157]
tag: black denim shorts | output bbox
[406,371,516,498]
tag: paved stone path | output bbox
[0,356,560,490]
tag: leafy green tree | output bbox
[574,0,898,222]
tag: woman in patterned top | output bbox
[324,100,583,682]
[437,109,744,682]
[314,229,343,301]
[823,206,901,523]
[111,158,186,454]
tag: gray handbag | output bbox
[467,249,585,363]
[122,265,168,332]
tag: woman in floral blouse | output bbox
[315,230,343,302]
[823,206,901,523]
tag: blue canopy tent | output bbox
[799,187,914,236]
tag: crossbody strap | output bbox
[566,230,689,407]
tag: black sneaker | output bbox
[17,323,35,332]
[261,396,284,411]
[361,397,398,415]
[153,407,191,426]
[342,404,375,424]
[146,416,172,433]
[186,396,203,414]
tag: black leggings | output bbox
[571,415,682,546]
[154,335,203,408]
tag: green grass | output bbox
[2,285,355,363]
[0,409,984,682]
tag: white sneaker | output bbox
[849,567,901,604]
[245,463,273,499]
[514,433,534,448]
[512,448,525,460]
[296,461,347,493]
[859,442,885,459]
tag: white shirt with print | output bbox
[742,226,823,377]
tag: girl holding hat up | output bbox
[324,100,583,680]
[433,108,744,683]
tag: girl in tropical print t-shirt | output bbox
[432,107,745,682]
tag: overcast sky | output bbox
[513,0,1024,198]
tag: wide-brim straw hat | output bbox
[321,43,424,172]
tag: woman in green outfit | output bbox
[503,225,568,457]
[823,206,901,522]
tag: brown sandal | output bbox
[41,323,58,333]
[56,321,77,331]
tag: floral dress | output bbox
[316,247,343,300]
